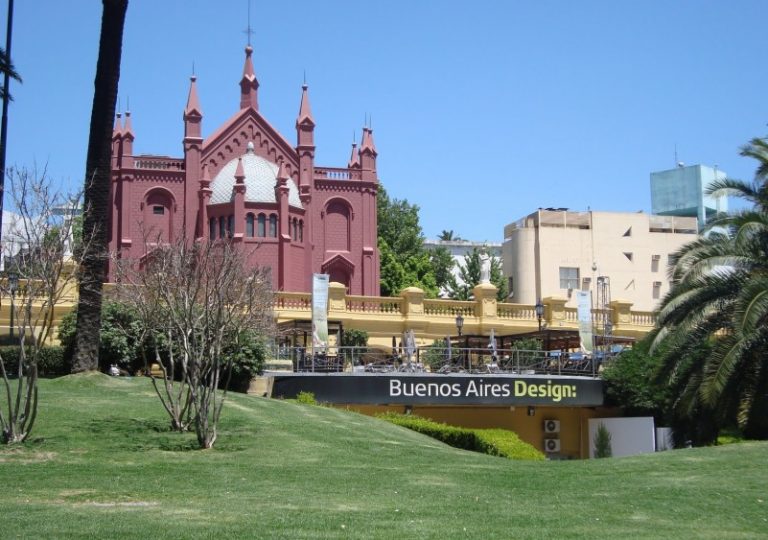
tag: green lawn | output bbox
[1,373,766,539]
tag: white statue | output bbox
[480,253,491,284]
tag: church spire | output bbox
[360,126,377,155]
[296,84,314,127]
[239,45,259,110]
[185,75,202,117]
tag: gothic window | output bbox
[292,218,298,240]
[269,214,277,238]
[219,216,226,238]
[299,220,303,242]
[246,213,254,237]
[228,215,234,237]
[257,213,266,237]
[209,218,216,239]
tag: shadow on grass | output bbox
[85,416,251,453]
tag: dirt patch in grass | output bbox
[0,450,57,464]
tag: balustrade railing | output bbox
[346,296,403,313]
[423,299,474,317]
[134,157,185,170]
[314,167,362,181]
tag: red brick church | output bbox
[108,45,381,295]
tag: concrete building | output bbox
[650,163,727,229]
[502,209,698,313]
[108,45,380,295]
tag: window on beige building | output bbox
[559,267,579,289]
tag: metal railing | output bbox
[266,346,604,378]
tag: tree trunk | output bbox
[72,0,128,373]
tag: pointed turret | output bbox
[112,112,123,169]
[359,127,378,182]
[239,45,259,110]
[296,84,315,127]
[234,157,246,185]
[185,75,203,118]
[121,111,135,167]
[295,83,316,188]
[348,142,360,169]
[113,112,123,139]
[183,74,204,241]
[276,161,289,185]
[360,126,377,155]
[184,76,203,139]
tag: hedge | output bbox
[378,412,544,461]
[0,345,69,377]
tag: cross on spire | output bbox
[243,0,254,45]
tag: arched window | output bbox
[299,220,303,242]
[292,218,298,240]
[219,216,226,238]
[209,218,216,240]
[269,214,277,238]
[228,215,234,237]
[257,213,266,237]
[246,213,254,237]
[325,200,351,251]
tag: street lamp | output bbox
[8,272,18,341]
[534,300,544,331]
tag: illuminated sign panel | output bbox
[271,375,603,406]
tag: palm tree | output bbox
[0,46,22,101]
[72,0,128,372]
[652,137,768,440]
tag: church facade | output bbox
[108,45,380,295]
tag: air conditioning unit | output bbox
[544,419,560,434]
[653,281,662,288]
[652,254,661,261]
[544,438,561,453]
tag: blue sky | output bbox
[4,1,767,242]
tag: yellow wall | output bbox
[345,404,621,459]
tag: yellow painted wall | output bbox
[345,404,621,459]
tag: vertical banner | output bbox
[576,290,594,353]
[312,274,330,354]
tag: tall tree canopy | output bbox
[73,0,128,372]
[652,136,768,440]
[377,185,438,297]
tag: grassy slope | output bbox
[1,374,766,539]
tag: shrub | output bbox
[378,413,544,460]
[224,331,267,392]
[58,301,145,373]
[295,391,317,405]
[474,428,545,461]
[594,423,613,458]
[0,345,68,377]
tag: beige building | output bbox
[502,209,698,312]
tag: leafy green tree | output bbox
[601,338,669,422]
[652,136,768,440]
[377,185,438,297]
[447,247,507,301]
[429,246,456,295]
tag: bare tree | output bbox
[115,236,274,448]
[0,166,85,443]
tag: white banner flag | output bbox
[576,290,594,353]
[312,274,330,353]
